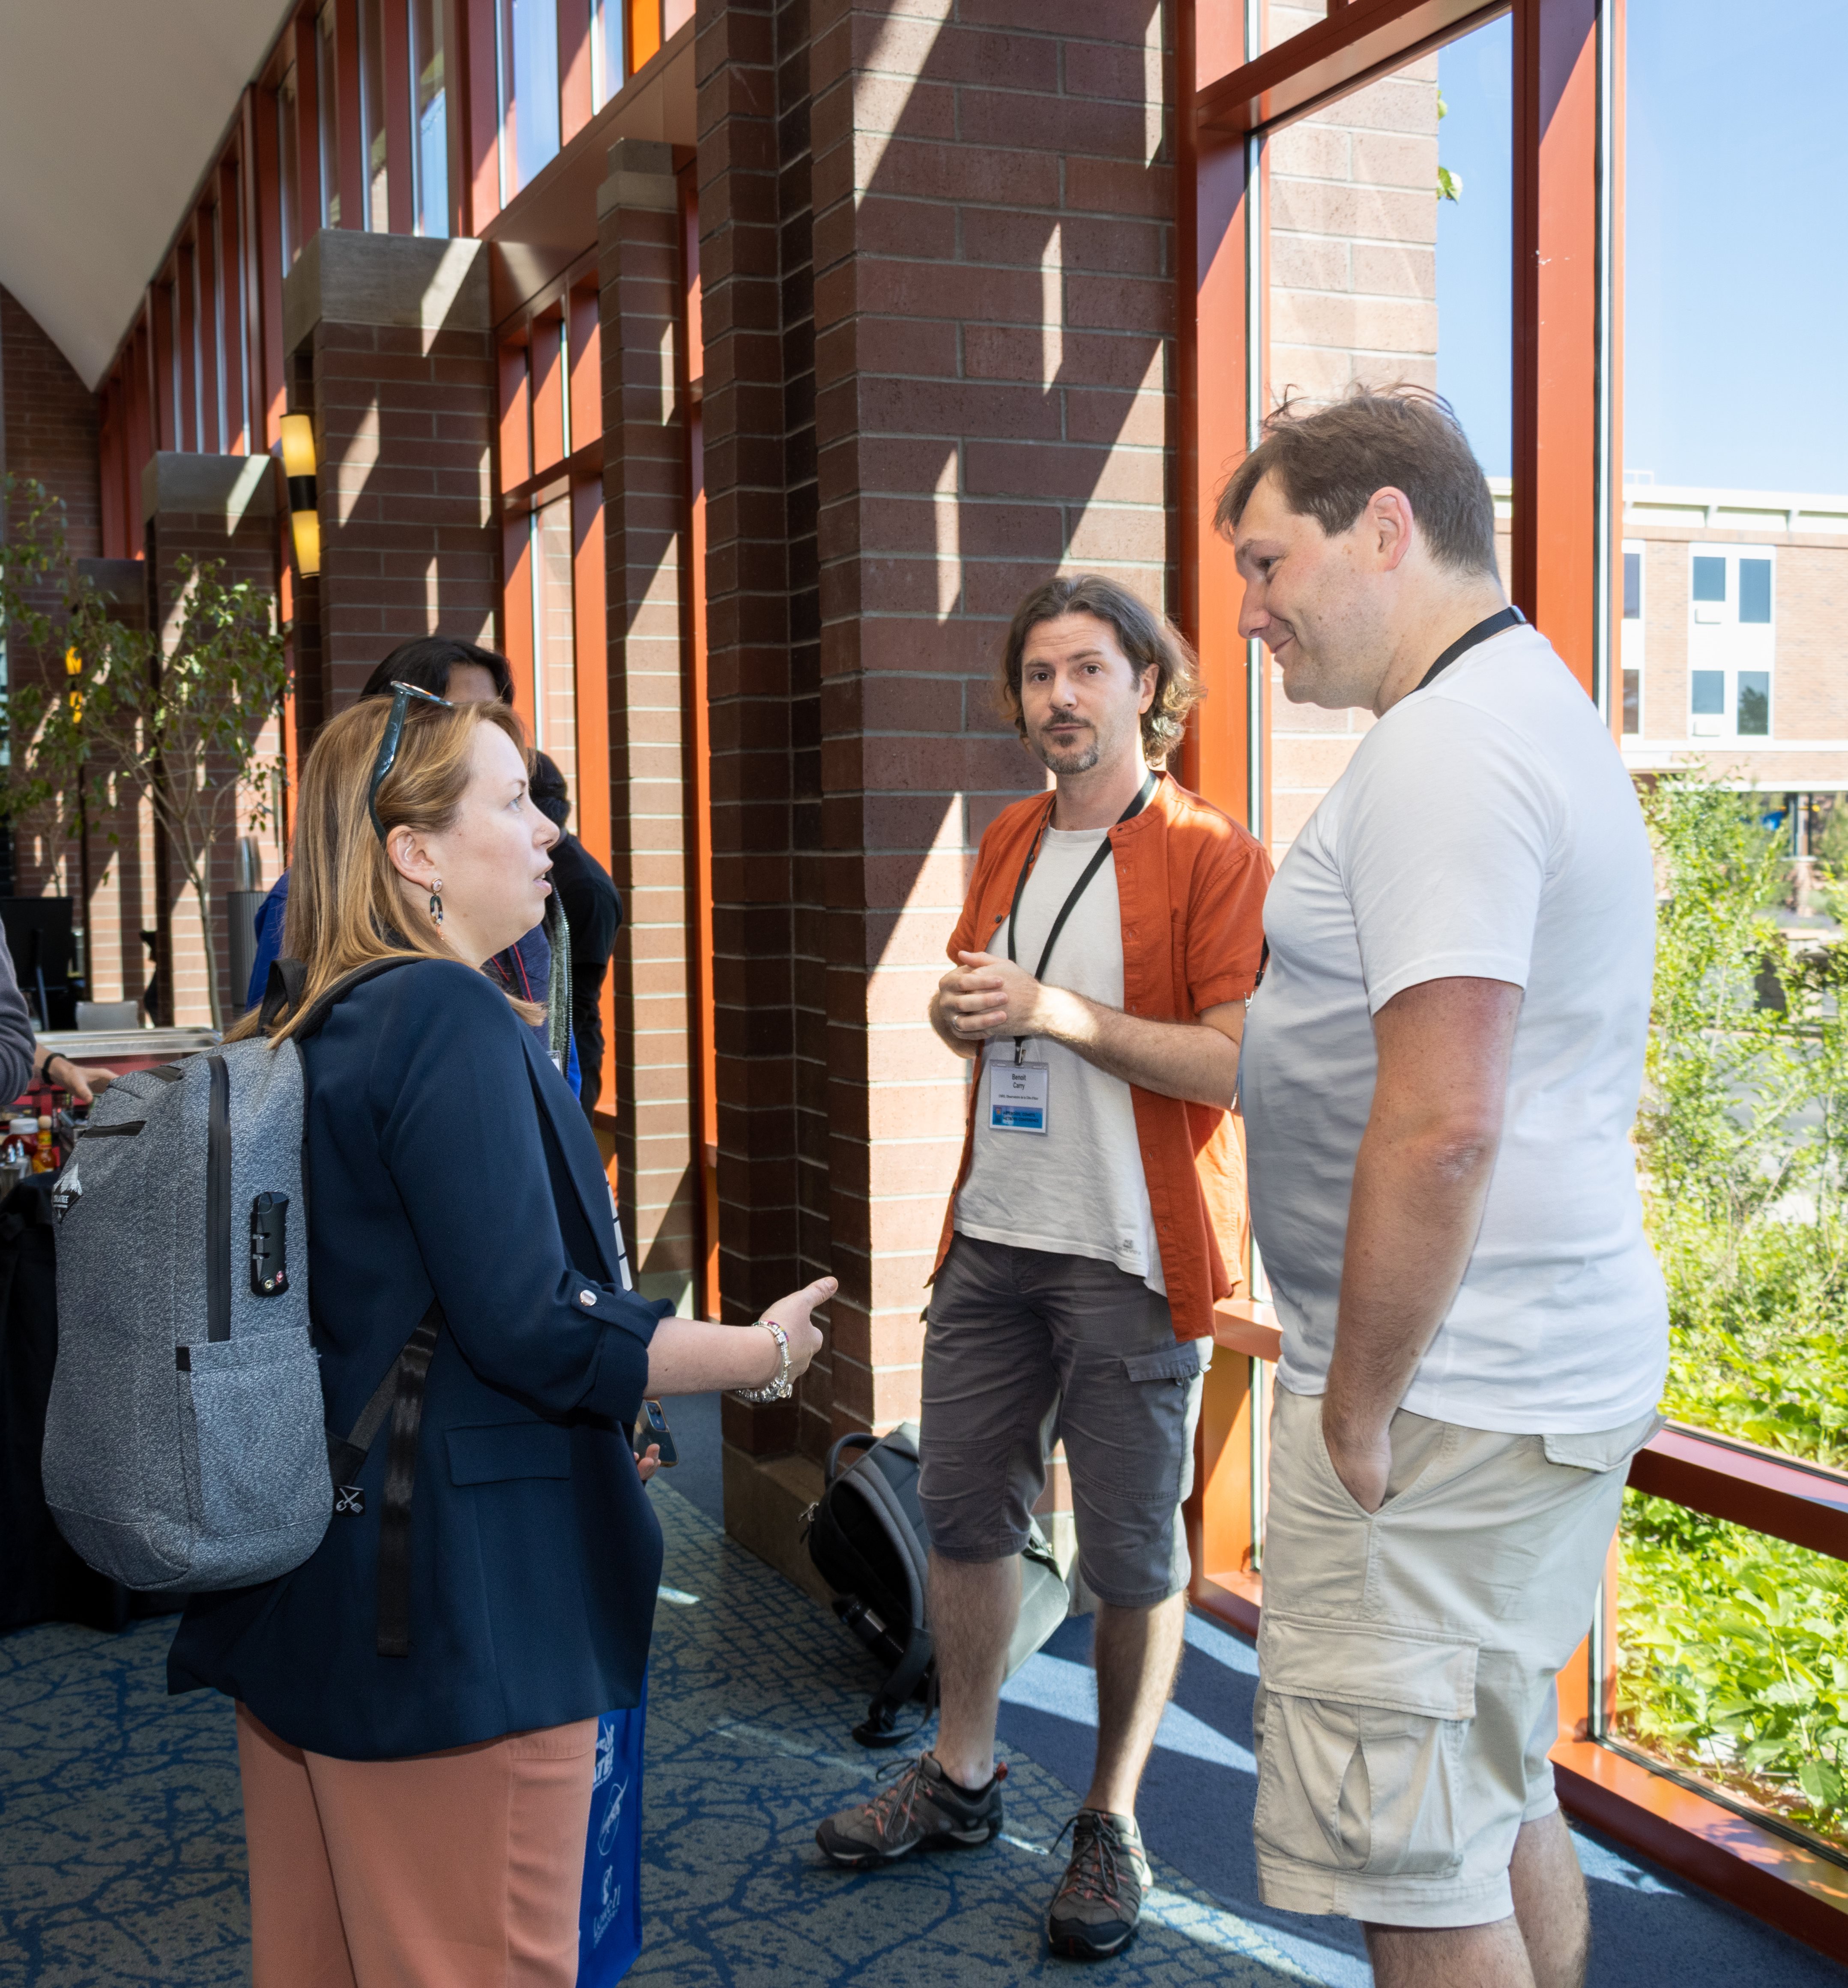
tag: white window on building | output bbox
[1621,542,1645,735]
[1687,545,1775,740]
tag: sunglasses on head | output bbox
[368,680,455,843]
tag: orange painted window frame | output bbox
[1179,0,1843,1960]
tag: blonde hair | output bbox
[236,696,543,1042]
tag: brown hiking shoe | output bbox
[1046,1809,1151,1960]
[814,1752,1007,1868]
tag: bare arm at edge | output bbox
[1321,975,1523,1513]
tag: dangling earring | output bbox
[428,878,444,926]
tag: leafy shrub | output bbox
[1624,774,1848,1846]
[1618,1496,1848,1841]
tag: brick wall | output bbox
[1,287,100,560]
[697,0,1178,1553]
[1767,542,1848,742]
[1262,50,1440,855]
[1623,521,1848,790]
[807,0,1175,1457]
[306,317,498,713]
[284,234,499,733]
[598,142,701,1309]
[696,0,816,1467]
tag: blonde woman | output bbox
[170,688,831,1986]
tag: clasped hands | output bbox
[936,951,1068,1043]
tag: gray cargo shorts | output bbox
[918,1234,1208,1609]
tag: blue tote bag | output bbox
[577,1680,646,1985]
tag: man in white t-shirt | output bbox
[1223,390,1666,1988]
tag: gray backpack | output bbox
[42,959,439,1642]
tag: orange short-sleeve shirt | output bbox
[933,772,1273,1340]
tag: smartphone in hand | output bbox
[631,1398,677,1467]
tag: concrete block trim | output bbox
[141,451,278,526]
[282,231,489,354]
[598,139,679,216]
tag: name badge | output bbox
[990,1060,1049,1134]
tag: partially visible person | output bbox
[245,638,577,1085]
[527,755,621,1129]
[0,928,115,1105]
[1226,389,1666,1988]
[172,689,834,1987]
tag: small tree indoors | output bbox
[0,476,288,1032]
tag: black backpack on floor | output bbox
[804,1422,1071,1747]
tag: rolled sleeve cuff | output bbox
[580,1291,672,1428]
[1192,971,1258,1011]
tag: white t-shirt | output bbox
[1238,623,1667,1433]
[954,825,1165,1291]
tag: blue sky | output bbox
[1435,2,1846,496]
[1435,15,1513,478]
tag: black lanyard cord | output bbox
[1411,603,1525,696]
[1003,769,1157,1063]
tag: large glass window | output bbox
[1260,14,1511,859]
[500,0,561,196]
[278,66,301,266]
[411,0,449,237]
[1263,2,1327,56]
[317,3,342,230]
[360,0,390,231]
[593,0,628,108]
[530,497,578,792]
[1622,7,1848,1854]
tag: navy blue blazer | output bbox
[168,959,670,1760]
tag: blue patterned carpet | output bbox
[0,1484,1321,1986]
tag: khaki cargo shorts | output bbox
[1252,1384,1659,1929]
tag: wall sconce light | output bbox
[279,413,320,578]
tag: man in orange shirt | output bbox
[815,575,1270,1960]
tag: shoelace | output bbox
[1053,1810,1136,1905]
[860,1754,935,1841]
[858,1755,1003,1843]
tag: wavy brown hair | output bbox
[997,574,1203,767]
[1215,386,1498,577]
[234,696,542,1042]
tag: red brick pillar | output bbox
[597,141,700,1310]
[701,0,1178,1582]
[809,1,1175,1496]
[281,231,498,727]
[697,0,819,1471]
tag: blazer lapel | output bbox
[519,1027,622,1287]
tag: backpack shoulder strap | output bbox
[258,957,306,1031]
[325,1298,444,1660]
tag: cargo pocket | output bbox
[1255,1613,1478,1880]
[1121,1343,1208,1385]
[1541,1412,1663,1474]
[1119,1340,1208,1505]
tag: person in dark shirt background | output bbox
[527,755,620,1130]
[244,637,577,1087]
